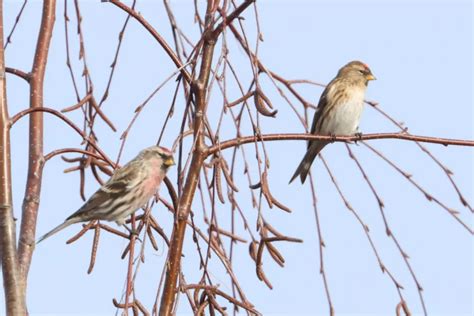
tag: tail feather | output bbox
[289,141,328,184]
[37,218,79,244]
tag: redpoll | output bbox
[38,146,175,243]
[290,61,376,183]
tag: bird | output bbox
[289,61,376,184]
[37,146,175,243]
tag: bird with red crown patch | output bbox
[290,61,376,183]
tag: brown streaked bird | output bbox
[37,146,175,243]
[289,61,376,184]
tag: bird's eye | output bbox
[359,70,365,74]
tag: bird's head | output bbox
[141,146,175,170]
[338,61,376,85]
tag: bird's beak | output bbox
[366,74,376,81]
[164,157,175,167]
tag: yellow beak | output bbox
[366,74,377,81]
[164,157,175,167]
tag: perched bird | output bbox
[289,61,376,184]
[37,146,175,243]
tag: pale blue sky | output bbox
[2,0,473,315]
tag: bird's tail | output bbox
[289,141,328,184]
[37,218,79,244]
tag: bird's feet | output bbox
[354,132,363,145]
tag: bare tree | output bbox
[1,1,472,315]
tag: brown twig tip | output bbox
[396,300,412,316]
[366,100,379,107]
[254,89,277,117]
[66,221,96,244]
[61,93,91,112]
[113,298,150,316]
[87,225,101,274]
[261,171,291,213]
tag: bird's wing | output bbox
[308,81,331,149]
[102,161,140,193]
[310,93,327,133]
[308,78,345,149]
[65,161,140,221]
[65,186,114,221]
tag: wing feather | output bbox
[66,160,141,221]
[308,78,338,149]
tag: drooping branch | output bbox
[307,174,334,315]
[10,107,113,166]
[3,0,28,49]
[365,101,474,214]
[43,148,106,164]
[107,0,192,83]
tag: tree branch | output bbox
[0,4,26,314]
[207,132,474,156]
[18,0,55,293]
[107,0,192,83]
[159,0,229,313]
[10,106,113,166]
[5,67,30,82]
[211,0,255,39]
